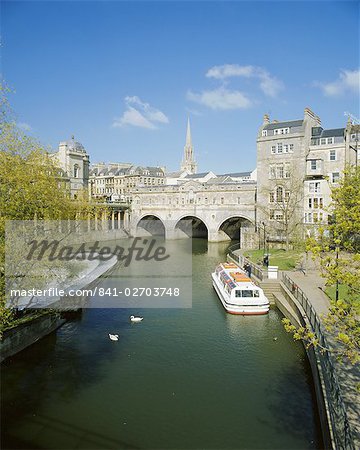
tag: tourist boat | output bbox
[211,262,270,315]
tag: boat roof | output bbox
[217,263,259,289]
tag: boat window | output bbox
[242,290,254,297]
[235,290,260,298]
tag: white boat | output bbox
[211,262,270,315]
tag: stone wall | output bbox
[0,312,66,363]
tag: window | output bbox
[285,191,290,203]
[73,165,79,178]
[275,211,284,220]
[277,143,283,153]
[221,197,224,205]
[269,192,275,203]
[289,144,294,152]
[269,165,276,179]
[330,150,336,161]
[309,182,320,193]
[274,127,290,135]
[276,186,283,202]
[308,198,312,208]
[283,144,289,153]
[320,138,326,145]
[271,145,276,154]
[262,130,268,137]
[284,163,290,178]
[332,172,340,183]
[310,160,317,170]
[270,210,275,220]
[327,137,334,144]
[277,165,284,179]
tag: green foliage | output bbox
[282,318,325,351]
[305,166,360,364]
[244,249,301,270]
[0,84,108,336]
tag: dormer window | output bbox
[262,130,268,137]
[274,127,290,135]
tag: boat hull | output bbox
[211,273,270,315]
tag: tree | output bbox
[0,85,108,335]
[287,166,360,364]
[258,167,305,250]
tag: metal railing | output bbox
[227,243,266,281]
[282,273,354,450]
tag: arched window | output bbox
[74,164,80,178]
[276,186,283,202]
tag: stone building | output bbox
[90,163,165,203]
[52,136,90,198]
[256,108,357,243]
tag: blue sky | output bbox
[2,1,359,173]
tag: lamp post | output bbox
[262,221,266,256]
[335,246,339,302]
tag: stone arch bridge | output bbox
[129,180,258,246]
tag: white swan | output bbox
[109,334,119,341]
[130,315,143,323]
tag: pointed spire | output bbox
[181,117,197,174]
[186,117,192,147]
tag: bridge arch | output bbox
[136,214,166,237]
[218,215,254,242]
[174,215,209,239]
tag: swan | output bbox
[109,334,119,341]
[130,315,143,323]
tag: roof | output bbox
[89,165,164,177]
[263,119,303,130]
[218,172,252,178]
[185,172,211,179]
[321,128,345,138]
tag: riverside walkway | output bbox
[286,263,360,449]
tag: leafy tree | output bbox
[0,85,108,335]
[259,168,305,251]
[286,166,360,364]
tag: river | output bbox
[1,239,323,449]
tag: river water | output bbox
[1,239,322,449]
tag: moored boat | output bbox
[211,262,270,315]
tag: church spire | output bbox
[181,117,197,174]
[186,116,192,147]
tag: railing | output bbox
[227,243,266,281]
[282,273,354,450]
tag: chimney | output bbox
[263,114,270,125]
[304,107,316,120]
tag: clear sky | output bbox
[2,1,359,173]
